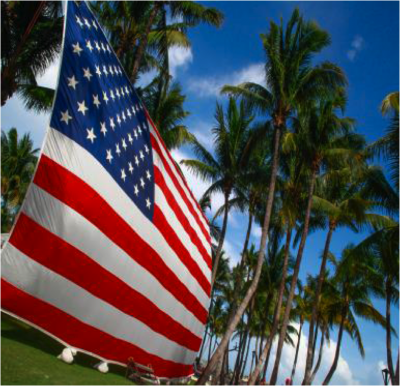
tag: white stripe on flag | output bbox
[152,150,211,254]
[22,183,206,338]
[154,184,211,278]
[42,128,210,308]
[2,243,197,365]
[149,124,209,231]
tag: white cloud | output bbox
[347,35,365,62]
[251,225,262,239]
[223,238,242,268]
[169,46,193,77]
[36,57,61,89]
[244,323,360,385]
[187,62,265,97]
[129,47,193,87]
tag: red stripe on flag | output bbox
[33,155,208,324]
[154,166,211,269]
[1,279,194,378]
[10,213,202,351]
[151,137,211,245]
[145,111,210,228]
[153,206,210,297]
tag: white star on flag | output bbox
[86,128,96,143]
[77,100,88,115]
[72,42,83,55]
[83,68,93,81]
[106,149,113,163]
[93,94,101,108]
[86,40,93,52]
[76,15,84,28]
[67,75,79,89]
[121,169,126,182]
[100,122,107,136]
[60,110,72,125]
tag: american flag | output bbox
[1,1,211,379]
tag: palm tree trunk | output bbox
[385,280,395,384]
[211,191,231,288]
[199,327,209,363]
[261,339,273,381]
[291,319,304,382]
[236,302,255,383]
[323,310,346,385]
[269,161,319,385]
[248,227,293,384]
[231,316,245,383]
[130,2,162,84]
[394,349,399,385]
[241,333,252,379]
[310,326,326,384]
[303,223,335,384]
[310,320,320,371]
[197,125,282,385]
[208,333,215,364]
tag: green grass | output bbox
[1,313,134,385]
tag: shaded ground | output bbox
[1,313,133,385]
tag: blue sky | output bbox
[1,1,399,384]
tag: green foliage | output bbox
[1,1,62,107]
[1,128,39,232]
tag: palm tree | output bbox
[269,88,363,384]
[368,91,399,189]
[322,244,388,385]
[302,163,393,384]
[1,1,62,110]
[93,2,223,84]
[182,97,256,287]
[1,128,39,231]
[350,226,399,385]
[93,2,183,81]
[381,91,400,114]
[139,75,194,150]
[290,286,310,382]
[200,9,346,383]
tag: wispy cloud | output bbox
[169,46,193,77]
[187,62,265,97]
[347,35,365,61]
[137,47,193,87]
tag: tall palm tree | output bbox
[322,244,388,385]
[1,128,39,231]
[268,90,362,385]
[199,9,346,383]
[350,226,399,385]
[182,97,256,287]
[1,1,63,110]
[302,164,393,384]
[139,75,194,150]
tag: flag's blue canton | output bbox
[50,1,155,221]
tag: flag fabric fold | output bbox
[1,1,211,379]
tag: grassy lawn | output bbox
[1,313,134,385]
